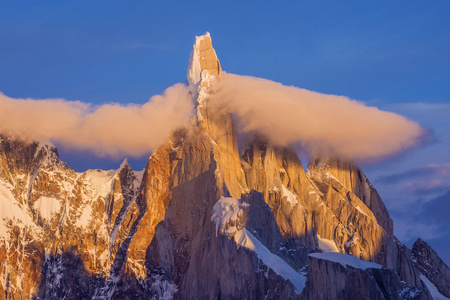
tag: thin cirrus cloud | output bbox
[376,163,450,184]
[210,73,427,162]
[0,83,193,158]
[402,180,449,196]
[375,163,450,197]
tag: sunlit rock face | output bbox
[308,158,393,234]
[0,135,159,299]
[187,32,221,94]
[241,138,391,262]
[187,32,222,111]
[306,158,390,258]
[0,33,447,299]
[241,136,317,249]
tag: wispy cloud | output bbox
[422,188,450,226]
[393,187,450,240]
[376,163,450,184]
[402,180,449,196]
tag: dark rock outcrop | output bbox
[412,238,450,298]
[303,254,431,300]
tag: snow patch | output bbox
[187,33,209,90]
[83,169,116,185]
[317,234,339,253]
[345,234,360,249]
[148,274,178,300]
[211,197,245,236]
[309,252,382,270]
[34,197,61,221]
[355,205,368,217]
[82,169,116,197]
[420,274,450,300]
[326,171,347,190]
[398,286,422,299]
[234,228,306,293]
[281,185,298,207]
[211,196,305,293]
[0,182,34,236]
[75,205,93,228]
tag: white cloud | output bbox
[210,73,426,162]
[0,83,193,157]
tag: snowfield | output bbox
[211,196,306,293]
[309,252,382,270]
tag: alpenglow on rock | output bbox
[0,33,448,299]
[187,32,222,106]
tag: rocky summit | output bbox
[0,33,449,300]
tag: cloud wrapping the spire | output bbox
[0,73,426,161]
[210,73,426,161]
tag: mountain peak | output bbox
[119,158,129,170]
[412,237,450,298]
[186,32,222,107]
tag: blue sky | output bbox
[1,1,449,264]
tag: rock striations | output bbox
[0,33,448,299]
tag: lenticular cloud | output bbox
[210,73,425,161]
[0,73,425,161]
[0,83,193,157]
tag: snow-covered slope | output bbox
[212,196,306,293]
[0,136,148,298]
[309,252,382,270]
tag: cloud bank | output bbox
[210,73,426,161]
[0,73,426,162]
[0,83,193,157]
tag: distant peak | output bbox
[413,237,426,247]
[119,158,130,170]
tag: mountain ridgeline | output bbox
[0,33,448,299]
